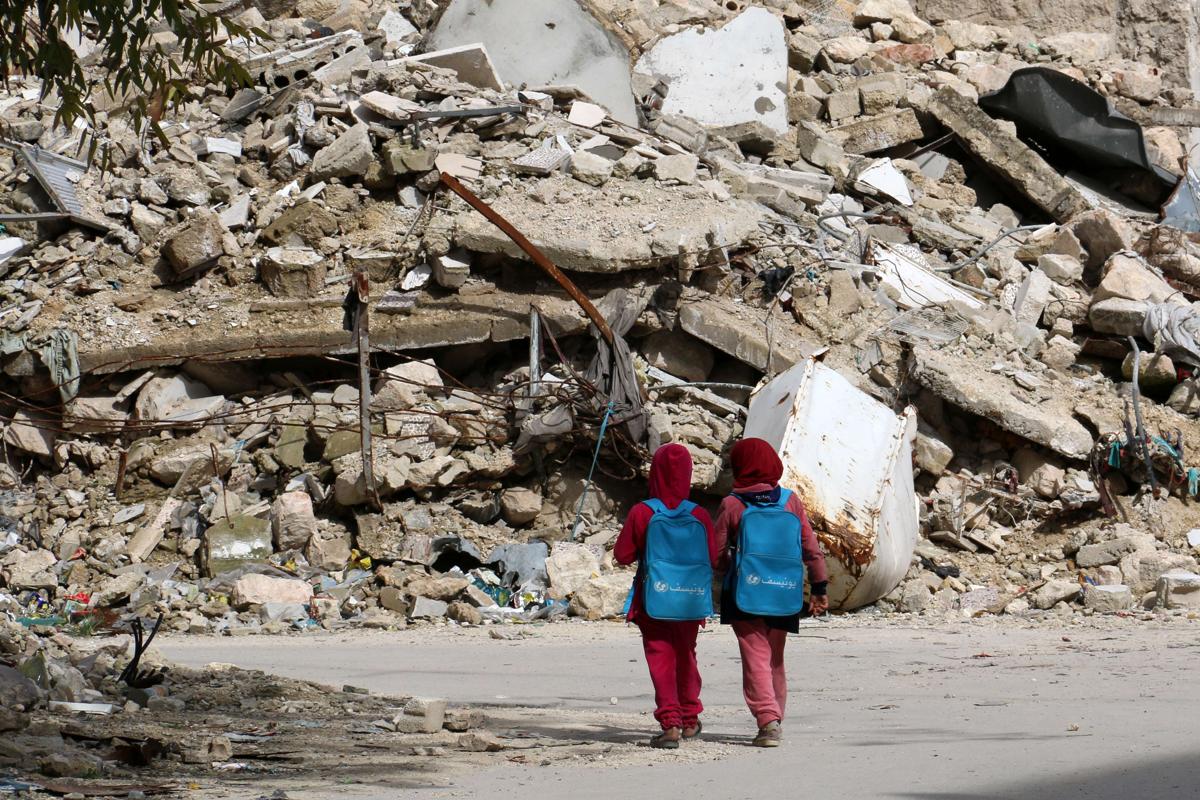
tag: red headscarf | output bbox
[647,443,693,509]
[729,437,783,491]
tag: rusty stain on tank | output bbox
[786,470,876,575]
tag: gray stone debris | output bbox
[1031,579,1081,610]
[310,123,374,180]
[1083,584,1133,612]
[4,0,1200,657]
[162,211,226,278]
[1155,570,1200,610]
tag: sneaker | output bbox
[682,721,703,740]
[650,727,682,749]
[752,720,782,747]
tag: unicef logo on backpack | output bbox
[746,574,761,586]
[653,581,669,593]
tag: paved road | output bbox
[160,619,1200,799]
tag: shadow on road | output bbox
[495,718,761,749]
[894,752,1200,800]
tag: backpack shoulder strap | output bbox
[776,488,792,507]
[674,499,698,515]
[643,498,667,514]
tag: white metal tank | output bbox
[743,359,919,610]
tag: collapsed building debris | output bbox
[3,6,1200,761]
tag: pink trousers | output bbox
[732,619,788,727]
[638,618,703,730]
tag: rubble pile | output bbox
[1,0,1200,650]
[0,610,506,786]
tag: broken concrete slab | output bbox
[435,153,483,180]
[546,542,601,595]
[1014,268,1053,326]
[567,101,607,128]
[718,159,834,208]
[382,138,439,175]
[634,7,788,135]
[653,153,698,185]
[410,596,449,619]
[928,86,1091,222]
[3,410,57,458]
[359,91,425,122]
[914,429,954,475]
[869,241,984,311]
[1076,536,1148,568]
[126,498,183,563]
[378,8,417,45]
[263,200,339,246]
[1122,550,1199,595]
[1088,297,1150,336]
[404,44,503,92]
[910,345,1094,460]
[373,358,443,410]
[306,529,351,571]
[1038,253,1084,284]
[823,35,871,64]
[437,174,762,273]
[231,573,312,608]
[2,548,57,589]
[429,0,636,124]
[79,295,581,379]
[829,108,924,154]
[134,373,226,424]
[679,293,818,374]
[312,45,371,86]
[642,329,714,382]
[162,211,226,279]
[1069,209,1134,271]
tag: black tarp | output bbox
[979,67,1178,206]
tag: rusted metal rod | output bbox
[438,172,615,345]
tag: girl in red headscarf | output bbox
[614,443,718,749]
[714,437,828,747]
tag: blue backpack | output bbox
[641,499,713,621]
[733,489,806,616]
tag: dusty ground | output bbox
[152,615,1200,799]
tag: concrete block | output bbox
[1156,570,1200,609]
[260,247,326,298]
[1083,584,1133,612]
